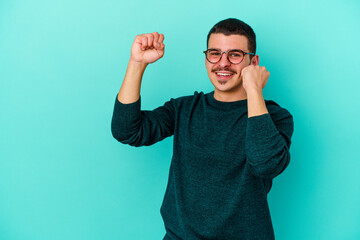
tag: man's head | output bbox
[205,18,259,101]
[207,18,256,55]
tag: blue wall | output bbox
[1,0,359,239]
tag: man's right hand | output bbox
[130,32,165,64]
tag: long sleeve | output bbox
[245,103,294,179]
[111,95,175,147]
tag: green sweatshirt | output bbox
[111,91,294,240]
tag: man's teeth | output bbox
[216,73,232,76]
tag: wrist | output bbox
[245,87,263,96]
[128,58,148,68]
[127,59,148,74]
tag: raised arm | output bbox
[118,32,165,104]
[112,32,175,147]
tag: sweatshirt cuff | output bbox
[247,113,278,136]
[113,94,141,122]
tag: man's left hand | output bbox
[241,65,270,93]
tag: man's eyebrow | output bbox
[207,48,244,52]
[229,49,244,52]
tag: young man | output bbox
[112,18,294,240]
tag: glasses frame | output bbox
[203,48,255,64]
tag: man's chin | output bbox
[217,79,229,85]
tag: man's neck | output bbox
[213,88,247,102]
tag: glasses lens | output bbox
[207,50,221,63]
[228,50,244,64]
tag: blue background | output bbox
[1,0,360,239]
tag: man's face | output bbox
[205,33,255,99]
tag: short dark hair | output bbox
[207,18,256,54]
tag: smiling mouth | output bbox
[216,73,233,85]
[216,72,233,77]
[214,71,235,82]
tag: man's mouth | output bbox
[214,71,235,81]
[216,72,233,76]
[213,67,236,76]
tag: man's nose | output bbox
[218,52,231,66]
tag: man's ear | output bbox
[251,55,259,65]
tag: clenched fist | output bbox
[130,32,165,64]
[241,65,270,93]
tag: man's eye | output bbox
[210,52,220,56]
[230,53,241,58]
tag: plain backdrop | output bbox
[1,0,360,239]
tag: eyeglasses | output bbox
[203,49,255,64]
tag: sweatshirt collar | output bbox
[206,91,247,111]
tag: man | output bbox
[112,18,294,240]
